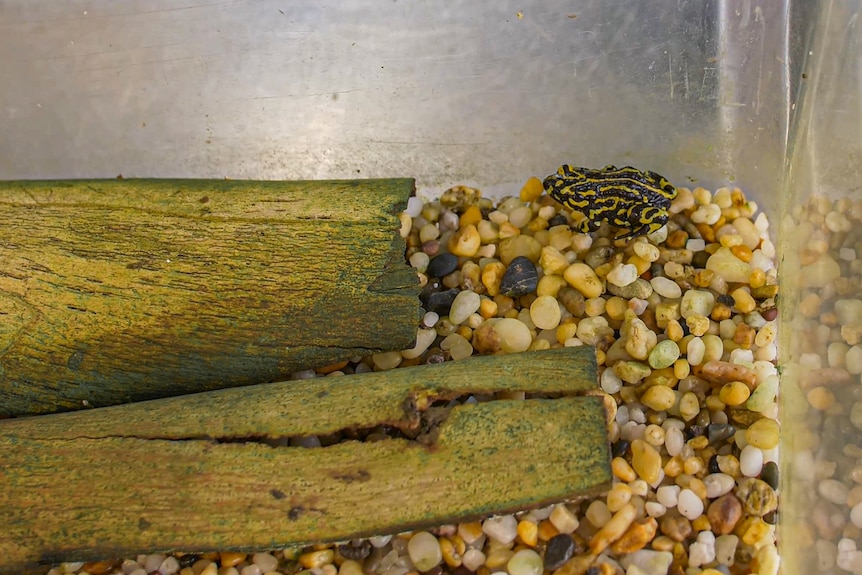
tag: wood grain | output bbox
[0,347,611,571]
[0,178,420,416]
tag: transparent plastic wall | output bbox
[780,2,862,574]
[0,0,818,571]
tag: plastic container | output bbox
[1,2,859,574]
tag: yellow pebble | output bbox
[739,517,771,546]
[689,478,708,500]
[520,177,544,202]
[606,483,633,512]
[700,570,726,575]
[749,268,766,288]
[683,457,705,476]
[481,262,506,296]
[339,560,364,575]
[631,439,662,484]
[498,222,521,239]
[731,287,757,314]
[300,550,335,569]
[745,417,780,450]
[664,455,684,478]
[517,520,539,547]
[688,436,709,450]
[705,394,726,412]
[807,386,835,410]
[612,457,638,482]
[537,274,568,298]
[666,320,685,342]
[691,515,711,532]
[641,385,677,412]
[459,205,483,228]
[606,297,628,321]
[449,224,481,257]
[479,298,498,319]
[730,244,753,262]
[219,553,246,568]
[556,322,579,344]
[719,381,750,406]
[549,503,579,534]
[458,521,485,545]
[440,537,462,568]
[627,254,651,275]
[678,391,700,421]
[484,549,514,569]
[537,519,560,541]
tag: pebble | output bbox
[618,550,673,575]
[606,278,653,299]
[338,540,372,560]
[707,493,743,534]
[543,534,575,570]
[506,549,543,575]
[426,253,458,278]
[448,224,481,257]
[688,530,716,567]
[735,477,779,516]
[483,515,518,545]
[650,276,682,299]
[420,286,460,315]
[739,444,764,477]
[530,295,562,330]
[549,503,579,534]
[641,385,676,412]
[461,549,486,572]
[449,290,481,325]
[704,473,736,498]
[499,256,539,296]
[609,517,658,554]
[647,340,680,369]
[407,531,443,572]
[563,262,604,298]
[631,439,662,484]
[707,423,736,445]
[656,485,680,508]
[677,489,704,521]
[402,328,437,359]
[252,554,279,574]
[760,461,779,490]
[607,263,639,287]
[706,246,753,283]
[590,503,637,555]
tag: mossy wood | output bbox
[0,347,611,572]
[0,178,419,417]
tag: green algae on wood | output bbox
[0,347,611,571]
[0,178,420,416]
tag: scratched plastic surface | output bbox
[0,2,856,574]
[0,0,797,213]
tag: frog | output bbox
[542,164,677,239]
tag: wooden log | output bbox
[0,178,420,416]
[0,347,611,572]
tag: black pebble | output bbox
[419,287,460,315]
[611,439,630,458]
[708,454,721,474]
[717,293,736,307]
[761,460,779,490]
[426,253,459,278]
[544,534,576,571]
[500,256,538,297]
[338,540,372,560]
[179,555,200,568]
[707,423,736,445]
[548,214,568,228]
[763,510,778,525]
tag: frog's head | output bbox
[542,164,588,193]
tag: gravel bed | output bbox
[49,178,780,575]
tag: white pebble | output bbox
[650,276,682,299]
[449,290,481,325]
[677,488,704,520]
[656,485,681,508]
[619,550,673,575]
[820,479,850,506]
[370,534,393,548]
[252,554,278,573]
[715,534,738,565]
[665,427,685,457]
[740,445,764,477]
[841,247,857,261]
[549,503,579,534]
[159,557,180,575]
[422,311,440,327]
[704,473,736,498]
[645,501,667,517]
[409,251,430,272]
[601,368,623,394]
[507,549,543,575]
[852,502,862,529]
[585,500,612,527]
[686,337,706,365]
[482,514,518,545]
[686,238,706,252]
[144,556,166,573]
[241,565,261,575]
[401,328,437,359]
[61,564,85,574]
[407,531,443,571]
[462,549,486,572]
[607,263,638,287]
[688,530,716,567]
[406,196,424,217]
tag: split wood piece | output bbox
[0,178,419,416]
[0,346,611,573]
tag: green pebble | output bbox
[614,361,653,384]
[648,339,681,369]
